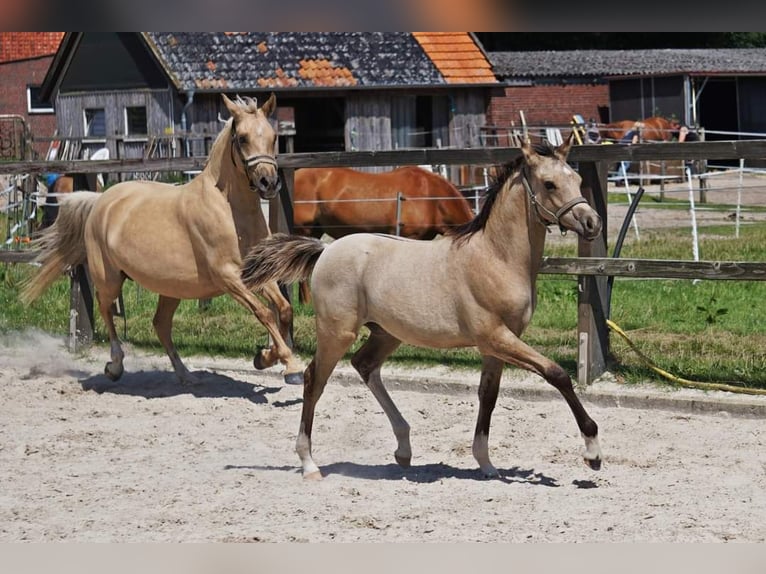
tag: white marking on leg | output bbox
[472,432,498,478]
[296,430,320,479]
[582,432,602,462]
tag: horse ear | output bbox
[261,92,277,117]
[222,94,239,117]
[521,138,536,163]
[555,132,575,160]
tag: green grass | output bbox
[2,218,766,390]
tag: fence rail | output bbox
[2,139,766,383]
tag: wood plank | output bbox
[540,257,766,281]
[0,251,37,263]
[1,140,765,175]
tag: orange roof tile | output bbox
[412,32,496,84]
[0,32,64,63]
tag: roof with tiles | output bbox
[490,48,766,79]
[143,32,495,91]
[412,33,496,84]
[0,32,64,63]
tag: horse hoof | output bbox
[395,454,411,468]
[303,470,323,481]
[104,362,123,381]
[584,456,602,471]
[283,371,304,386]
[252,348,268,370]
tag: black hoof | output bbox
[585,457,602,471]
[284,371,304,386]
[104,362,124,381]
[253,348,268,370]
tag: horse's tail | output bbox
[20,191,100,304]
[241,233,325,291]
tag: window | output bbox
[125,106,147,136]
[26,85,54,114]
[84,108,106,138]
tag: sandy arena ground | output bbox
[2,169,765,542]
[1,330,765,543]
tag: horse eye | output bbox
[544,181,556,191]
[238,135,248,145]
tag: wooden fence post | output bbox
[68,264,94,352]
[577,160,609,385]
[268,167,295,345]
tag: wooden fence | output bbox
[2,139,766,383]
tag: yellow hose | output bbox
[606,319,766,396]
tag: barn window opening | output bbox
[26,85,54,114]
[84,108,106,138]
[125,106,148,136]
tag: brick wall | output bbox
[0,56,58,158]
[487,83,609,131]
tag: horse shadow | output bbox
[79,369,283,404]
[228,461,561,486]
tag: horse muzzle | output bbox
[252,172,281,200]
[565,206,602,240]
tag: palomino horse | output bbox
[22,94,304,385]
[241,134,603,479]
[293,166,475,239]
[601,116,680,143]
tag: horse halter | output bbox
[521,166,588,235]
[230,121,279,192]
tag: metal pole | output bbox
[396,191,404,236]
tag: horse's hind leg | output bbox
[153,295,197,385]
[350,325,411,468]
[473,355,504,478]
[92,271,126,381]
[252,281,293,370]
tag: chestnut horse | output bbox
[602,116,680,143]
[22,94,304,385]
[293,166,475,239]
[242,134,603,480]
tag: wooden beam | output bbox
[540,257,766,281]
[1,140,765,175]
[576,161,609,385]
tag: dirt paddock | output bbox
[1,331,765,542]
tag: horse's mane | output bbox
[448,143,556,246]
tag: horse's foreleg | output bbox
[252,281,294,370]
[479,329,602,471]
[350,326,410,468]
[154,295,198,385]
[224,277,304,385]
[473,355,504,478]
[298,328,357,480]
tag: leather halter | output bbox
[231,121,279,192]
[521,165,588,235]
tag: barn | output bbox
[486,47,766,144]
[39,32,497,179]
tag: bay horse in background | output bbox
[41,173,100,229]
[293,166,475,239]
[23,93,305,386]
[602,116,680,143]
[242,134,604,480]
